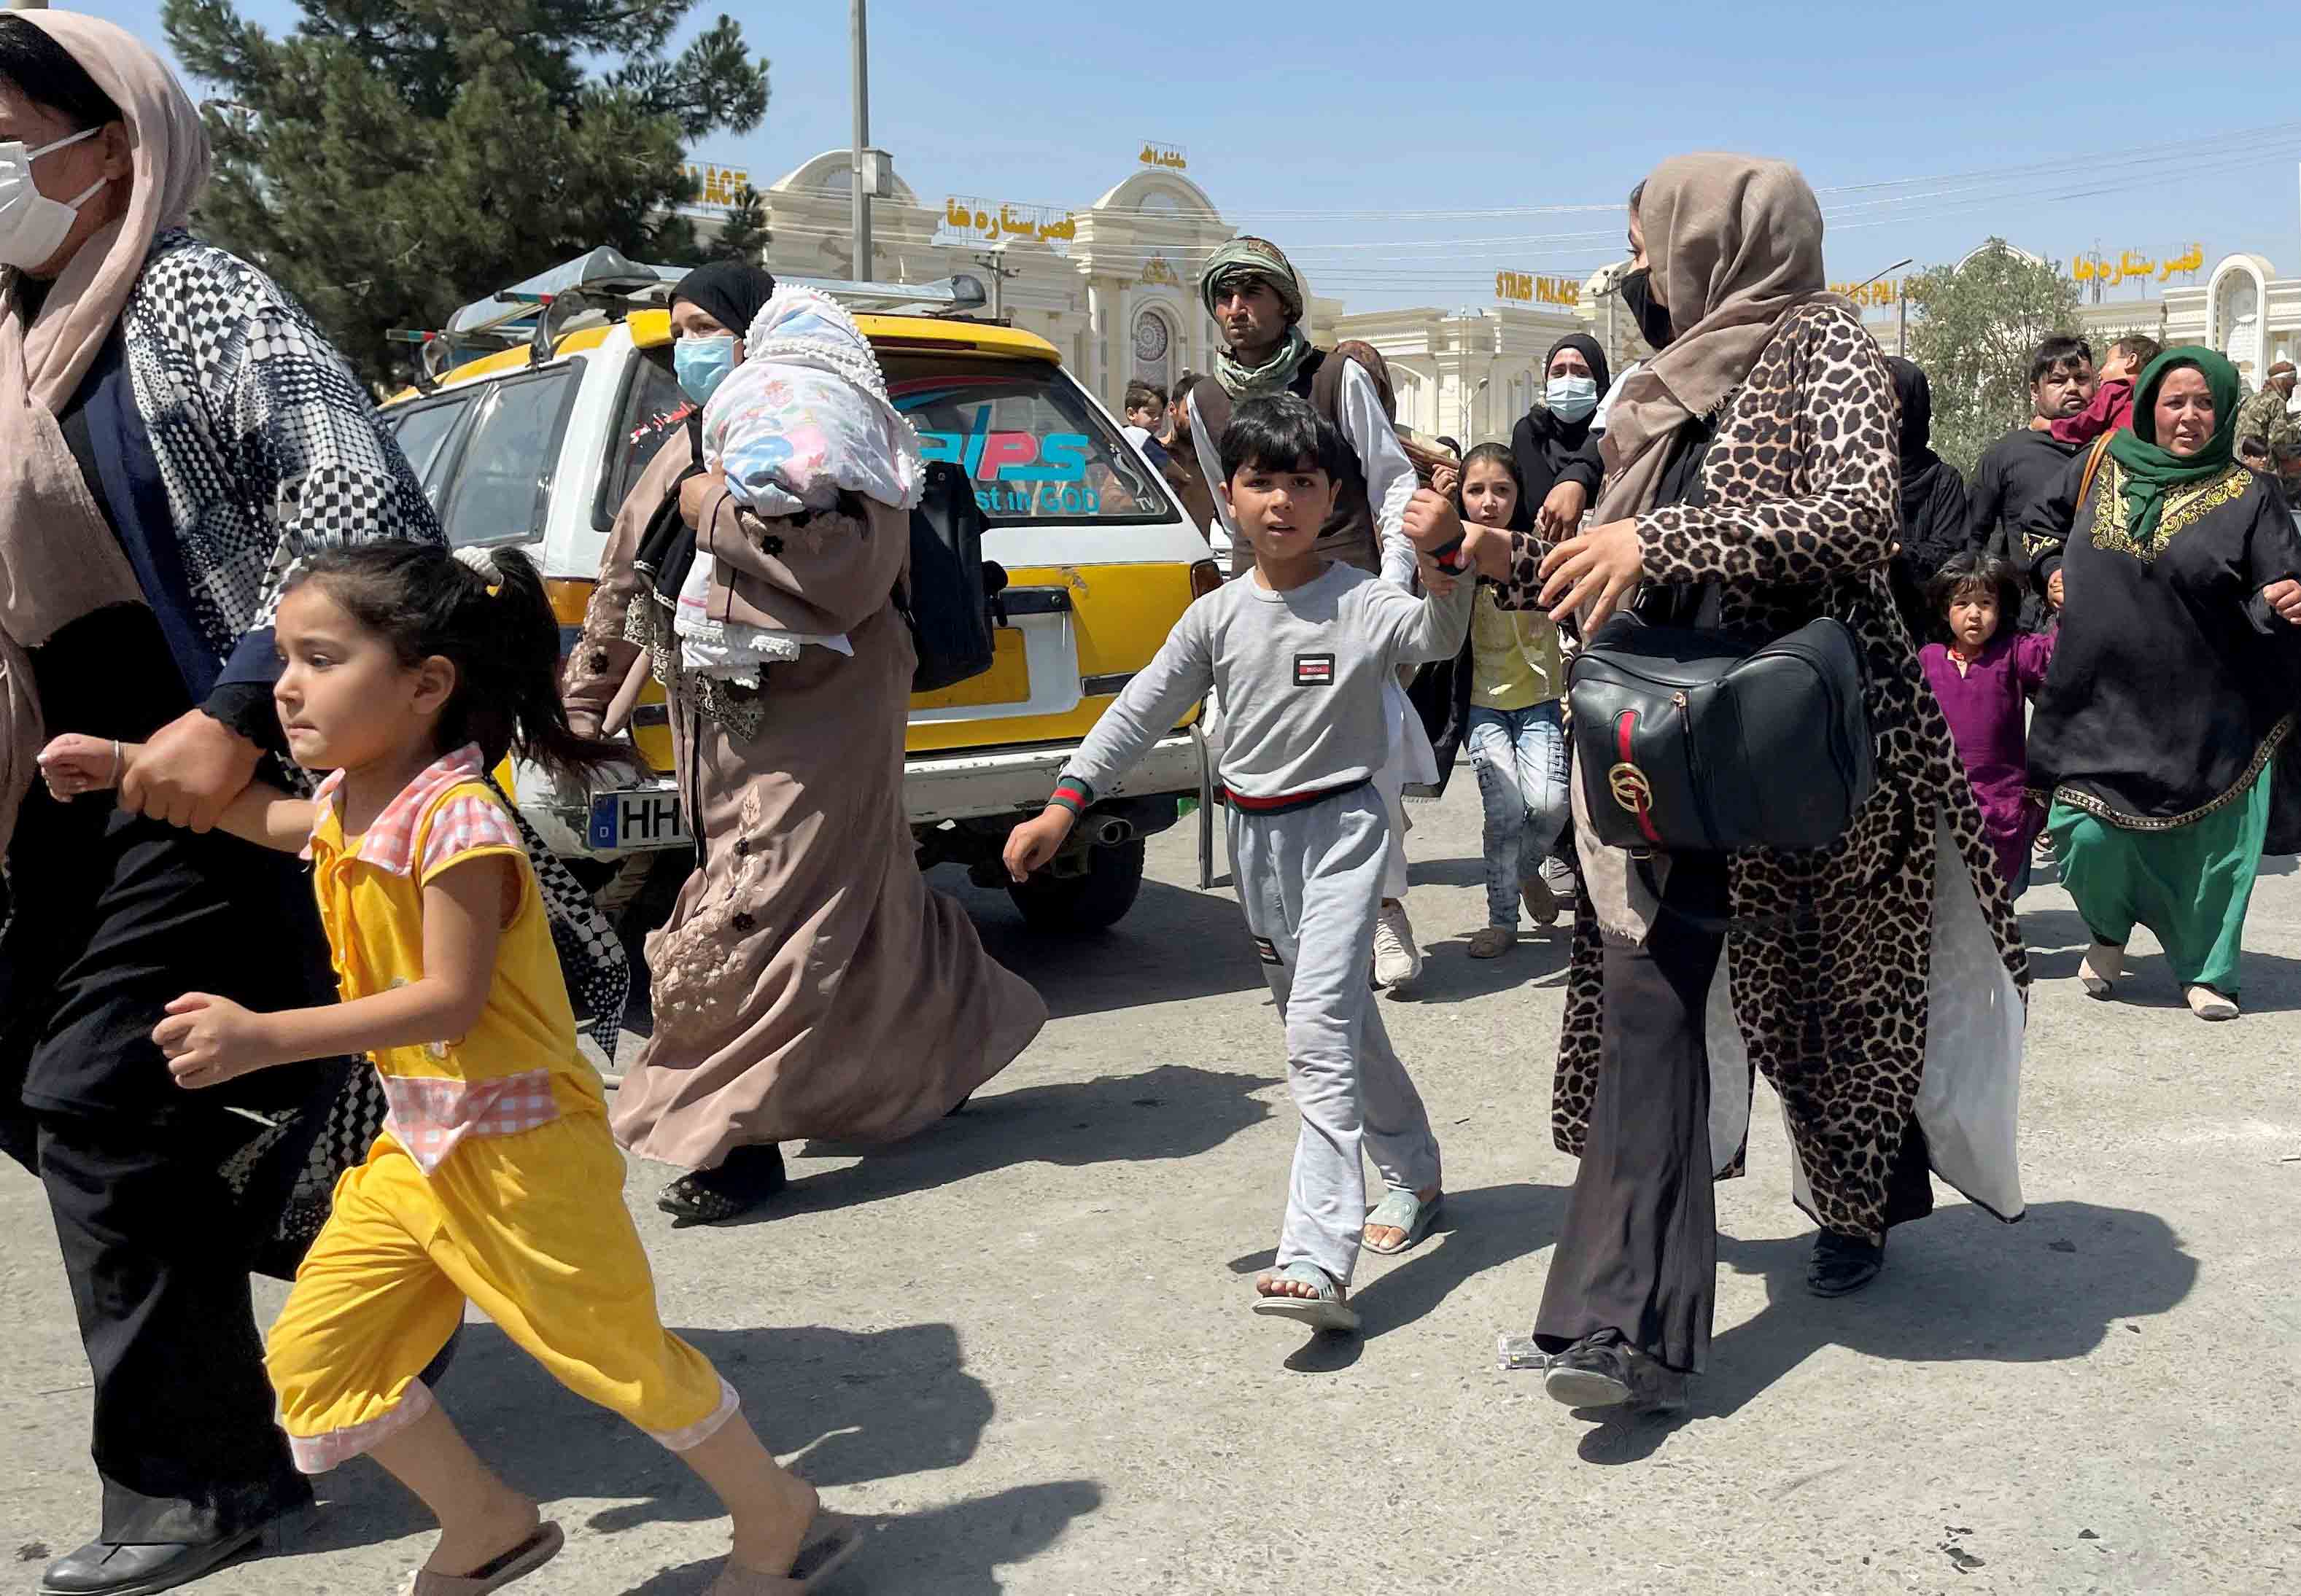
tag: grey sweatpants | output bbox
[1229,786,1443,1285]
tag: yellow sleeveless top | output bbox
[305,747,603,1170]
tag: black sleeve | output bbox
[2017,454,2086,596]
[1965,444,2004,553]
[201,680,287,755]
[1505,414,1540,532]
[1554,432,1603,496]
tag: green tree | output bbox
[1902,240,2086,476]
[165,0,770,383]
[699,182,772,265]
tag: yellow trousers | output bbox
[267,1110,733,1474]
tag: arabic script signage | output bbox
[937,196,1077,256]
[1496,271,1580,307]
[2073,244,2203,289]
[1138,141,1187,172]
[682,162,752,209]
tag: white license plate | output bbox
[587,787,688,851]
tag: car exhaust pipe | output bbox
[1095,816,1136,847]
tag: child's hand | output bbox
[1429,462,1459,500]
[1004,807,1076,881]
[1417,550,1464,597]
[36,734,131,801]
[2264,577,2301,626]
[153,992,277,1089]
[1402,488,1464,551]
[2047,569,2066,610]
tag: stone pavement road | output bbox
[5,779,2298,1596]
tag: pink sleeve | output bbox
[2014,628,2057,696]
[2049,381,2130,446]
[417,791,528,885]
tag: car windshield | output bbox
[879,354,1176,524]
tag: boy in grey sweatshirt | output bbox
[1006,394,1474,1331]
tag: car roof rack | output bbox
[387,249,987,392]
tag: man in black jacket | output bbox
[1967,335,2095,628]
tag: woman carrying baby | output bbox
[565,281,1045,1222]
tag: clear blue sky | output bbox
[73,0,2301,312]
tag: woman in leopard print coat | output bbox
[1444,156,2027,1408]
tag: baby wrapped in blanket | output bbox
[675,287,926,682]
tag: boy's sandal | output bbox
[403,1522,563,1596]
[1362,1186,1442,1256]
[705,1511,874,1595]
[1467,925,1518,959]
[1252,1261,1360,1333]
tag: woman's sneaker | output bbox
[1541,1337,1688,1412]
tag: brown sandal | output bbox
[403,1522,564,1595]
[705,1511,872,1594]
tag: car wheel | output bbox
[1005,838,1146,932]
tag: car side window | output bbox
[599,351,695,529]
[384,393,476,512]
[438,365,582,548]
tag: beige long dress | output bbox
[566,440,1046,1170]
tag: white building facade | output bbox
[744,151,1263,416]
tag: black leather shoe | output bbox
[40,1529,262,1596]
[659,1142,787,1222]
[1542,1336,1689,1413]
[1809,1229,1886,1296]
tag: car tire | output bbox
[1006,838,1146,932]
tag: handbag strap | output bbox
[2076,432,2114,512]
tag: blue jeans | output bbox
[1466,701,1570,927]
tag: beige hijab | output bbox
[0,12,210,855]
[1575,153,1842,941]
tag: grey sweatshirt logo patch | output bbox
[1293,653,1335,687]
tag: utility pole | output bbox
[849,0,872,279]
[973,248,1018,321]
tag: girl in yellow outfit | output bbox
[40,545,860,1596]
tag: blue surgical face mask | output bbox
[673,334,738,404]
[1545,375,1599,423]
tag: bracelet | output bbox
[1048,779,1091,817]
[1427,535,1470,573]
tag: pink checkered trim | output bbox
[287,1377,436,1474]
[645,1376,742,1452]
[303,744,505,873]
[381,1067,559,1175]
[419,793,526,882]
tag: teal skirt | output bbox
[2047,765,2273,995]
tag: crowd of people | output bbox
[3,13,2298,1596]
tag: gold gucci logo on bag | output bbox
[1608,763,1652,812]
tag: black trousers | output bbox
[4,775,338,1545]
[1535,854,1729,1374]
[35,1111,313,1544]
[1534,855,1938,1375]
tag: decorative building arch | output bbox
[768,149,923,209]
[1129,302,1181,392]
[2206,255,2275,378]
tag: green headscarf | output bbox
[2104,346,2243,546]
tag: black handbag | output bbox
[1567,612,1874,855]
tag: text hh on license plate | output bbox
[588,789,688,850]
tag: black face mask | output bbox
[1619,267,1674,351]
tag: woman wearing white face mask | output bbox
[1508,333,1613,542]
[1,14,446,1594]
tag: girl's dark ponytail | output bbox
[287,542,626,781]
[472,547,627,780]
